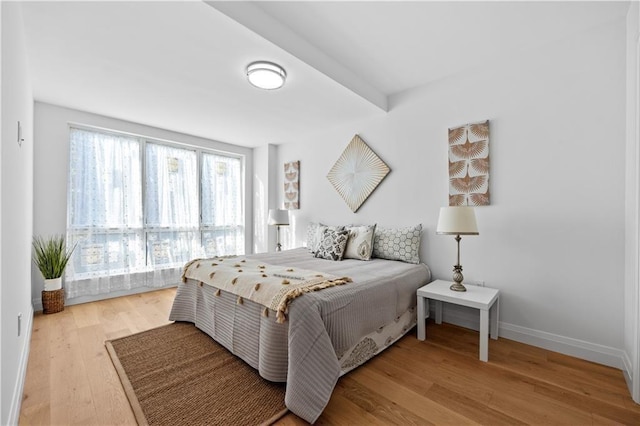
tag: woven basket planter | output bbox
[42,288,65,314]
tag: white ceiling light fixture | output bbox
[246,61,287,90]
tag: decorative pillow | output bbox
[315,229,349,261]
[306,222,323,253]
[343,224,376,261]
[372,224,422,264]
[306,222,344,254]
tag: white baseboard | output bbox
[499,322,624,369]
[7,304,34,425]
[623,351,634,395]
[32,283,178,312]
[432,303,625,370]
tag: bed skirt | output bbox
[170,278,416,381]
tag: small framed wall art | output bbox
[448,120,490,206]
[284,160,300,209]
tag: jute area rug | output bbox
[106,322,288,426]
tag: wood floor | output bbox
[19,288,640,425]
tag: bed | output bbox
[169,247,431,423]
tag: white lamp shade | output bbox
[436,206,479,235]
[247,61,286,90]
[268,209,290,226]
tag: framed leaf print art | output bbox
[448,120,490,206]
[284,161,299,209]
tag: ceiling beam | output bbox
[205,1,388,112]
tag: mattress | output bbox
[169,247,431,423]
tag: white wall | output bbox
[1,2,34,424]
[0,0,4,417]
[253,144,279,253]
[278,19,627,367]
[624,0,640,403]
[32,102,254,307]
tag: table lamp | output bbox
[268,209,290,251]
[436,206,479,292]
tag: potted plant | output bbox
[32,235,75,314]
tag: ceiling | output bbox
[20,1,629,148]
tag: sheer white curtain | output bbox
[66,128,147,297]
[145,143,201,267]
[201,153,244,256]
[66,128,244,298]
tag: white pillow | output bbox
[372,224,422,264]
[343,224,376,261]
[306,222,322,253]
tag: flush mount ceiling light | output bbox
[246,61,286,90]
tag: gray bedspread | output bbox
[169,248,431,423]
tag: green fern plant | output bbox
[32,235,76,279]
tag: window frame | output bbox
[66,124,246,279]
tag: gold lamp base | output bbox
[275,225,283,252]
[450,264,467,292]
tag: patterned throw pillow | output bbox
[372,224,422,264]
[343,224,376,261]
[315,229,350,261]
[306,223,344,254]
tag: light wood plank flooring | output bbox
[19,288,640,425]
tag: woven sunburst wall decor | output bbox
[448,120,490,206]
[284,161,299,209]
[327,135,390,212]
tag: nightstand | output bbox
[416,279,500,362]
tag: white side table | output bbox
[417,279,500,362]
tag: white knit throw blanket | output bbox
[182,257,351,323]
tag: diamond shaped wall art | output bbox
[327,135,390,212]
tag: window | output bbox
[144,143,199,267]
[66,127,244,297]
[201,152,244,257]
